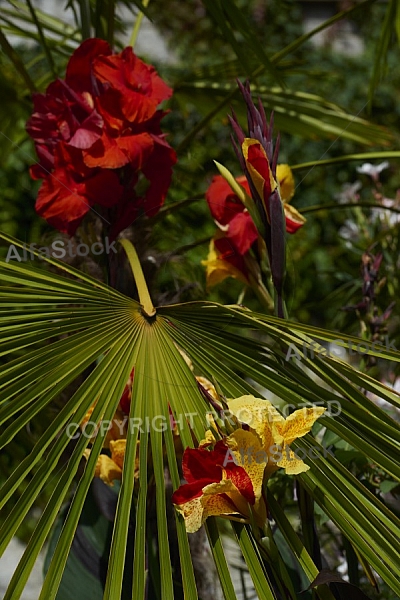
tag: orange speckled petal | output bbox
[228,395,283,451]
[175,479,246,533]
[276,444,310,475]
[274,407,326,445]
[226,429,266,501]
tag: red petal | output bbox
[93,48,172,123]
[246,142,274,205]
[172,479,215,505]
[69,110,104,149]
[213,441,255,505]
[119,367,135,414]
[206,175,248,225]
[214,236,249,280]
[108,192,140,241]
[83,132,154,169]
[182,447,222,484]
[141,136,176,217]
[35,167,122,234]
[66,38,111,93]
[84,170,123,208]
[285,217,305,234]
[226,212,258,255]
[35,170,91,234]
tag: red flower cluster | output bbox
[26,38,176,238]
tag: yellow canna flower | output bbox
[228,395,325,476]
[84,439,141,486]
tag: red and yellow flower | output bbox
[171,437,266,533]
[204,162,304,288]
[173,395,325,532]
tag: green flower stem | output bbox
[130,0,151,48]
[248,272,274,312]
[119,238,156,317]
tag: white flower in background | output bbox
[339,220,360,243]
[356,161,389,181]
[335,181,362,204]
[371,196,400,228]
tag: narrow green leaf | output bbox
[205,519,238,600]
[291,151,400,171]
[267,491,336,600]
[0,27,36,92]
[25,0,57,77]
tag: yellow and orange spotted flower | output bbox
[84,438,141,486]
[228,395,326,476]
[173,395,325,532]
[171,437,266,533]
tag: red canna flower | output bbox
[34,143,123,234]
[206,170,305,247]
[206,174,258,256]
[229,80,305,315]
[172,441,257,533]
[26,38,176,238]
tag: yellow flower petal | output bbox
[80,404,127,447]
[175,479,247,533]
[273,407,326,445]
[228,395,282,449]
[226,429,265,499]
[203,479,249,521]
[226,429,268,524]
[228,396,326,477]
[174,497,205,533]
[275,444,310,475]
[276,164,295,203]
[93,454,122,486]
[109,439,126,469]
[199,429,217,448]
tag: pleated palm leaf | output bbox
[0,232,399,599]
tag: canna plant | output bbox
[0,2,400,600]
